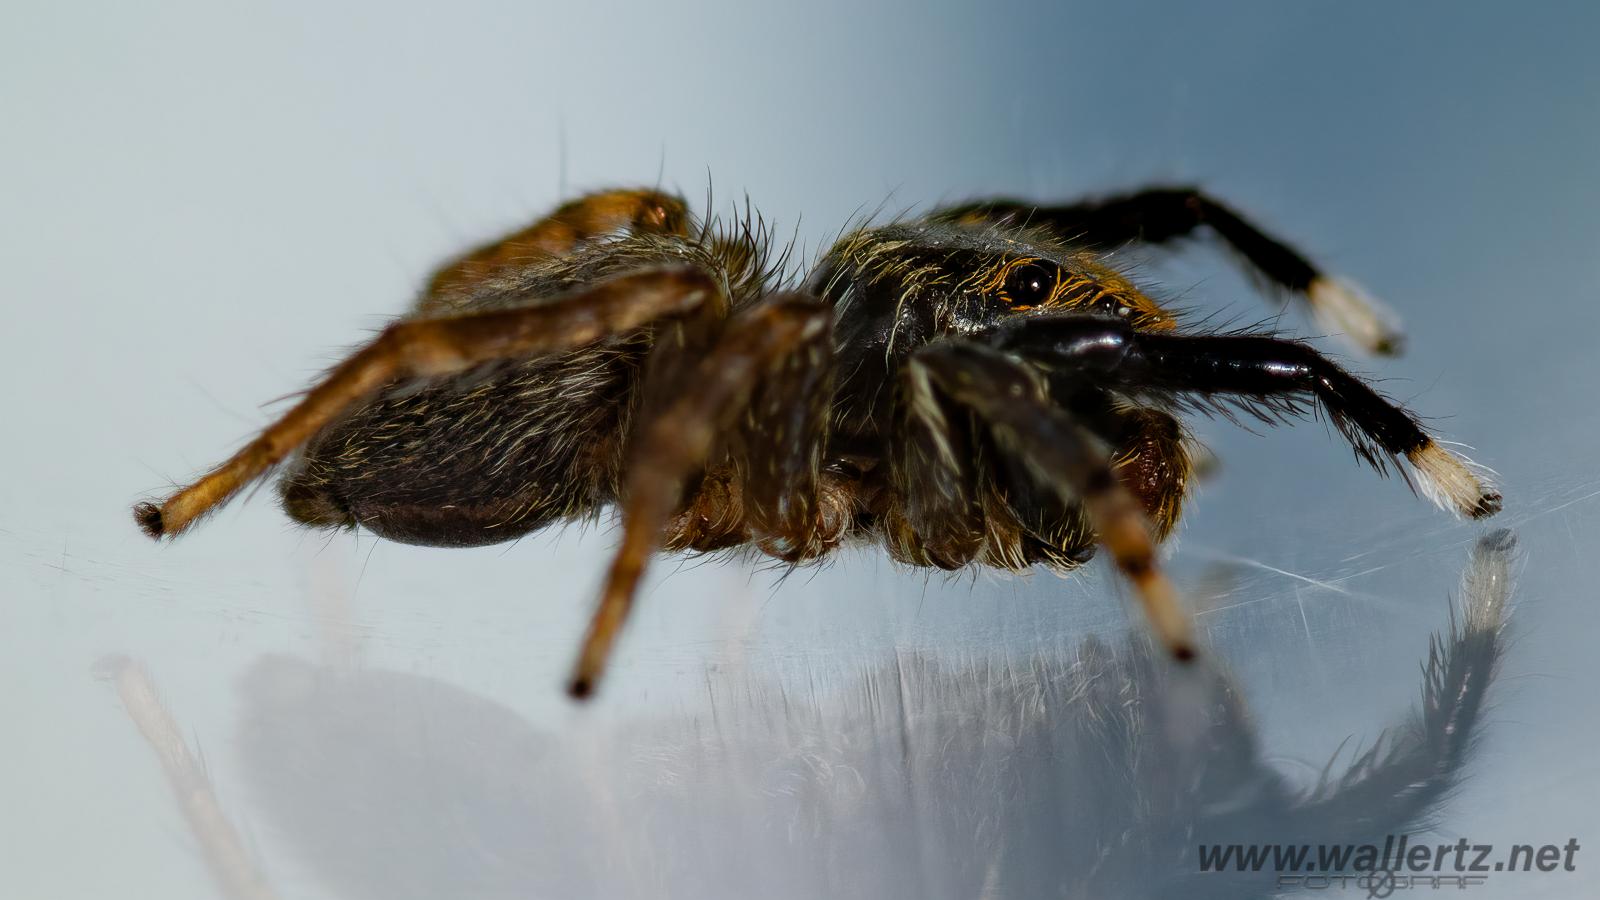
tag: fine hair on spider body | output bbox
[132,183,1502,698]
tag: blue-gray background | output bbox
[4,2,1598,897]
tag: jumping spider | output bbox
[132,185,1502,697]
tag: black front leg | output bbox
[934,187,1404,355]
[984,315,1500,519]
[939,188,1318,290]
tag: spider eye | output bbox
[1002,260,1057,308]
[1094,294,1132,317]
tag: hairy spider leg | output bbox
[909,341,1197,660]
[569,295,834,698]
[727,308,846,563]
[984,315,1500,518]
[421,188,691,306]
[133,268,716,539]
[882,353,991,570]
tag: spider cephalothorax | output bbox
[132,185,1501,697]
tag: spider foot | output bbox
[133,501,166,539]
[1407,442,1502,519]
[1307,276,1406,356]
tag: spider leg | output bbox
[1059,393,1195,542]
[882,357,988,569]
[907,341,1197,661]
[985,315,1501,518]
[728,311,846,563]
[569,294,833,699]
[934,187,1404,355]
[133,267,717,539]
[421,188,691,307]
[657,303,845,562]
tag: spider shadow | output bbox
[223,529,1516,900]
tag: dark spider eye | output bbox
[1096,294,1133,317]
[1002,260,1057,308]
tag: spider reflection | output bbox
[167,530,1516,900]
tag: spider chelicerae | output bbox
[132,184,1502,697]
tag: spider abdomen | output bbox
[280,340,646,547]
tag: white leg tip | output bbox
[1307,276,1405,356]
[1406,442,1502,519]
